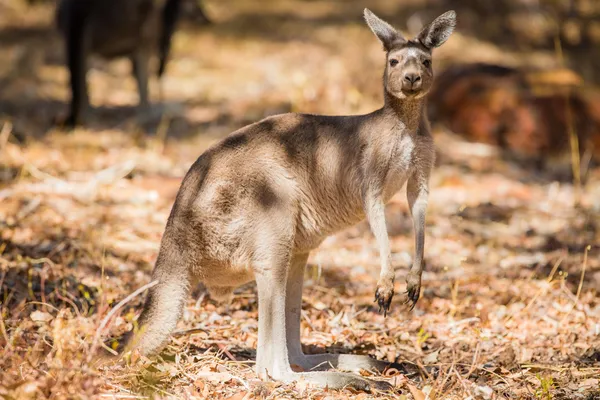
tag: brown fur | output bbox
[126,9,456,391]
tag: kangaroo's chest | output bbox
[383,134,416,201]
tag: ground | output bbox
[0,1,599,399]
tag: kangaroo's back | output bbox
[57,0,163,58]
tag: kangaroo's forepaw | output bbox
[374,283,394,317]
[405,273,421,310]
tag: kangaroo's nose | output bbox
[404,73,421,84]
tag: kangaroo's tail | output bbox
[123,240,191,356]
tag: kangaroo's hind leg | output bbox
[253,218,389,391]
[285,254,401,375]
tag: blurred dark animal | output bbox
[429,63,600,177]
[124,9,456,392]
[29,0,210,25]
[55,0,183,128]
[181,0,211,25]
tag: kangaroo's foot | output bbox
[290,353,403,374]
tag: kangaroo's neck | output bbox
[379,90,426,133]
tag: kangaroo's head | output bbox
[364,9,456,100]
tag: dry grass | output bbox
[1,1,600,399]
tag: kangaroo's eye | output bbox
[389,59,399,67]
[423,59,431,68]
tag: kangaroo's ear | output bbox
[417,10,456,49]
[364,8,406,51]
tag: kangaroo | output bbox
[55,0,182,128]
[125,9,456,391]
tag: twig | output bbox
[54,288,82,317]
[24,301,60,313]
[503,281,552,324]
[26,257,56,269]
[15,161,136,202]
[558,245,592,325]
[546,256,564,282]
[301,309,317,331]
[191,370,251,391]
[172,327,209,337]
[193,291,206,310]
[435,362,513,387]
[141,382,176,398]
[453,365,472,397]
[575,245,590,300]
[88,280,158,361]
[101,341,119,356]
[466,342,480,378]
[0,307,11,350]
[520,364,568,373]
[447,317,480,329]
[217,343,237,361]
[435,359,456,395]
[25,163,65,183]
[0,120,12,153]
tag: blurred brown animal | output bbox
[55,0,182,128]
[180,0,211,25]
[124,9,457,391]
[428,63,600,177]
